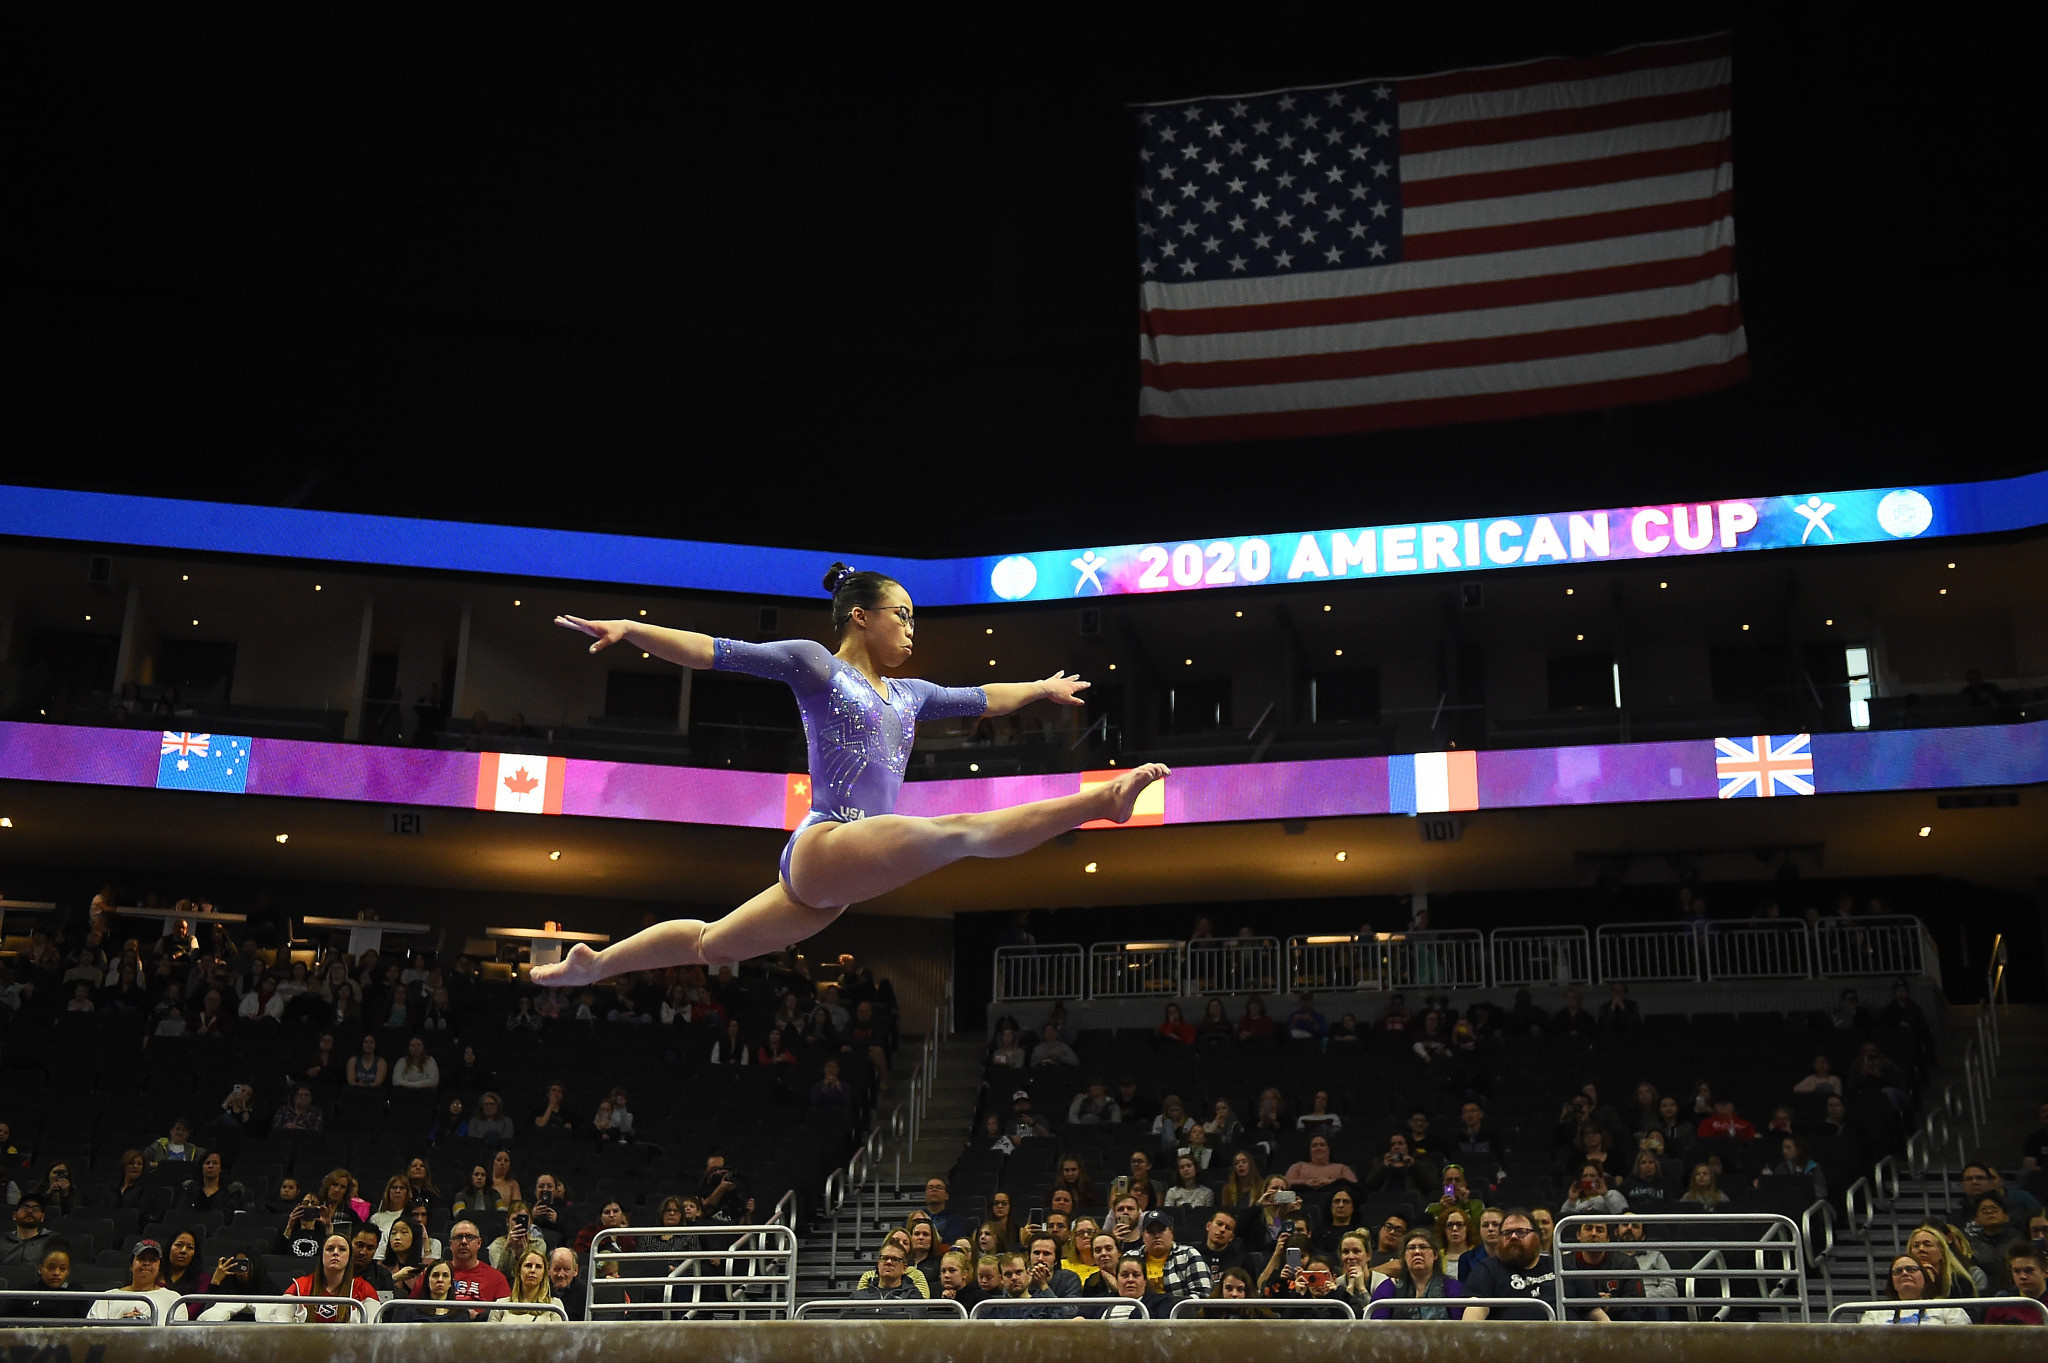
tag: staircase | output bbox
[1953,1002,2047,1167]
[798,1034,986,1299]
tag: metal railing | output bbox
[1439,1295,1560,1320]
[1087,941,1184,998]
[993,914,1953,999]
[1813,916,1931,978]
[1384,930,1487,989]
[361,1297,568,1323]
[795,1298,969,1319]
[1172,1296,1357,1319]
[1185,936,1281,995]
[993,945,1083,1002]
[0,1289,161,1323]
[1828,1296,2046,1324]
[1704,920,1812,980]
[970,1296,1150,1319]
[1551,1213,1808,1323]
[1491,926,1591,988]
[586,1223,799,1320]
[167,1292,371,1324]
[1286,934,1385,992]
[1595,922,1701,983]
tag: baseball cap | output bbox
[1140,1210,1172,1234]
[1012,1089,1030,1102]
[132,1239,163,1258]
[14,1190,44,1208]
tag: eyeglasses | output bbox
[878,1254,905,1264]
[1503,1228,1539,1239]
[863,605,914,627]
[451,1233,481,1241]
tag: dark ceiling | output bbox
[18,8,2043,559]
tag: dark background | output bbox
[18,7,2041,558]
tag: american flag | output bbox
[160,732,210,757]
[1133,33,1746,441]
[1714,733,1814,798]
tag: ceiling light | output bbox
[640,609,648,616]
[1323,604,1332,612]
[642,652,650,659]
[988,659,997,666]
[181,574,189,581]
[1917,827,1931,838]
[1184,658,1193,666]
[1659,581,1668,589]
[1234,611,1243,618]
[1741,624,1750,631]
[84,615,91,621]
[1108,664,1116,670]
[1334,851,1347,862]
[1947,562,1955,569]
[192,620,199,626]
[274,834,289,844]
[549,850,562,860]
[0,818,12,829]
[314,584,322,591]
[1576,634,1584,641]
[1084,862,1098,873]
[1334,649,1343,657]
[985,627,993,635]
[1825,619,1834,626]
[514,599,522,606]
[1939,588,1947,595]
[1565,588,1574,596]
[969,763,980,772]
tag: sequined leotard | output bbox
[711,638,988,895]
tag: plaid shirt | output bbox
[1154,1243,1214,1301]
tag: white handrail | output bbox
[970,1296,1151,1319]
[795,1297,969,1319]
[0,1288,161,1324]
[168,1291,371,1324]
[364,1296,568,1323]
[1171,1296,1358,1318]
[1829,1296,2046,1324]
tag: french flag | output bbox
[1388,750,1479,814]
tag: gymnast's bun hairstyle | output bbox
[823,562,904,636]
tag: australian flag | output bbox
[156,732,251,793]
[1713,733,1814,798]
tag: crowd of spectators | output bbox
[915,979,2046,1325]
[0,890,901,1323]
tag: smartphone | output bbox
[1443,1181,1457,1201]
[1027,1206,1045,1226]
[536,1189,553,1206]
[1275,1190,1298,1206]
[1286,1247,1302,1271]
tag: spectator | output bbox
[1769,1135,1827,1199]
[1025,1231,1082,1297]
[1462,1210,1585,1322]
[1878,979,1933,1052]
[274,1085,325,1134]
[1405,1107,1442,1162]
[378,1219,427,1294]
[904,1218,946,1283]
[1366,1212,1413,1277]
[1203,1098,1243,1146]
[1965,1195,2026,1284]
[1956,1163,2042,1223]
[33,1163,76,1217]
[1285,1134,1358,1188]
[1296,1089,1343,1137]
[282,1233,380,1323]
[1454,1100,1502,1156]
[1137,1209,1213,1303]
[699,1153,747,1224]
[490,1248,565,1322]
[1649,1095,1695,1158]
[1114,1076,1156,1125]
[530,1081,580,1136]
[527,1172,568,1241]
[1849,1042,1912,1111]
[1005,1091,1050,1140]
[180,1150,249,1214]
[1440,1209,1482,1279]
[1793,1053,1843,1096]
[1424,1164,1485,1229]
[1025,1021,1078,1069]
[1285,994,1329,1043]
[1079,1234,1123,1297]
[1195,999,1235,1045]
[6,1248,90,1320]
[547,1247,585,1321]
[461,1092,511,1144]
[414,1219,509,1314]
[1313,1188,1362,1255]
[1219,1151,1264,1209]
[1561,1219,1641,1320]
[1857,1255,1970,1325]
[1194,1209,1244,1277]
[851,1240,921,1301]
[1598,982,1641,1034]
[1696,1097,1759,1141]
[1559,1165,1629,1218]
[1679,1164,1730,1207]
[1165,1154,1214,1209]
[1157,1003,1195,1046]
[1620,1148,1677,1211]
[319,1166,372,1225]
[144,1117,205,1168]
[1363,1133,1426,1195]
[284,1194,335,1260]
[1902,1224,1975,1299]
[0,1191,51,1265]
[392,1036,440,1090]
[86,1240,181,1322]
[1151,1095,1194,1151]
[1236,997,1277,1043]
[1367,1231,1466,1319]
[920,1176,974,1245]
[935,1249,973,1304]
[345,1033,388,1088]
[1066,1079,1120,1126]
[1614,1217,1679,1317]
[1985,1244,2046,1325]
[350,1227,395,1298]
[986,1024,1026,1070]
[809,1059,853,1108]
[1551,990,1597,1039]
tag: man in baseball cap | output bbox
[1008,1090,1048,1140]
[1139,1208,1213,1304]
[0,1189,51,1265]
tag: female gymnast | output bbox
[532,564,1166,985]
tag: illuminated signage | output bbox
[1,470,2042,607]
[0,717,2040,830]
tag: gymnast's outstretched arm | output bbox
[556,615,715,667]
[981,672,1091,717]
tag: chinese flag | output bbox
[1078,768,1165,829]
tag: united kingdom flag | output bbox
[160,732,210,757]
[1714,733,1815,798]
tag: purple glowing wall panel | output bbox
[561,762,786,828]
[247,739,480,807]
[1477,741,1719,807]
[1169,757,1394,823]
[1814,722,2048,793]
[0,723,160,788]
[896,773,1090,817]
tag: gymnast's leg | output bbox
[531,881,842,986]
[789,762,1168,908]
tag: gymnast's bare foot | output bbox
[530,943,607,987]
[1100,763,1170,823]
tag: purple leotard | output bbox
[711,638,987,895]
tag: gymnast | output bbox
[532,563,1167,984]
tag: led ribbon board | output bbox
[1,470,2043,606]
[2,718,2042,828]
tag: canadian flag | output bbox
[475,752,567,815]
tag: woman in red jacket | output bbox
[285,1234,380,1323]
